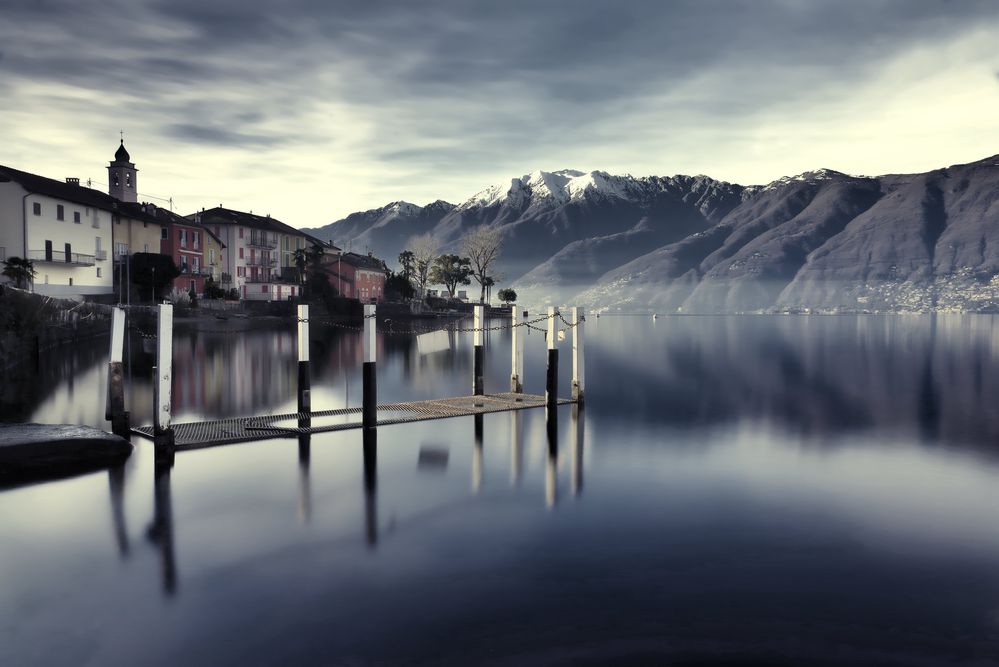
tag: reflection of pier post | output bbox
[148,452,177,596]
[108,463,130,558]
[298,435,311,523]
[363,428,377,547]
[570,404,584,497]
[472,414,484,493]
[509,410,523,485]
[546,405,558,508]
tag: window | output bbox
[238,227,244,239]
[73,211,81,223]
[190,280,195,292]
[92,212,100,229]
[193,257,199,271]
[68,277,73,286]
[97,268,102,278]
[179,230,187,247]
[193,232,199,249]
[161,227,168,240]
[57,204,64,220]
[180,256,188,271]
[32,202,41,216]
[262,285,267,293]
[125,173,132,189]
[239,247,244,259]
[209,249,215,264]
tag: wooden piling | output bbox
[105,306,129,437]
[546,306,559,410]
[362,304,377,429]
[473,304,484,396]
[153,303,174,449]
[297,304,311,427]
[572,306,585,403]
[510,305,525,393]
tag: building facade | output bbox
[0,165,115,298]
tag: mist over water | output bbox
[4,314,999,665]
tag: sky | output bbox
[1,0,998,228]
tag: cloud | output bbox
[0,0,997,224]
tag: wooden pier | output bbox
[132,392,574,450]
[115,302,585,453]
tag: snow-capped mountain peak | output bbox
[462,168,641,209]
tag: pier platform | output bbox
[132,393,574,450]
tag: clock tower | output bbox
[108,139,138,203]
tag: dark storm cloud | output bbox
[164,123,286,147]
[1,0,997,163]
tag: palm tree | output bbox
[2,256,36,289]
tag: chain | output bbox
[125,311,574,338]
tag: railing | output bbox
[245,256,277,267]
[246,234,277,249]
[27,249,95,266]
[179,266,213,277]
[244,274,275,284]
[221,272,233,285]
[96,250,108,261]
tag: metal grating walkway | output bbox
[132,393,574,451]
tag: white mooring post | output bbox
[571,306,585,403]
[153,303,174,447]
[105,306,129,437]
[510,305,526,393]
[473,304,485,396]
[362,304,377,429]
[545,306,559,409]
[297,304,311,426]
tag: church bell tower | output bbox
[108,138,138,203]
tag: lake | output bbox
[4,313,999,665]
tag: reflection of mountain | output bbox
[587,315,999,448]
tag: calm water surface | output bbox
[4,314,999,665]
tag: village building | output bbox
[321,250,388,302]
[193,207,319,301]
[0,165,116,298]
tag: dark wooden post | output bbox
[362,304,377,429]
[297,304,311,428]
[510,305,526,393]
[105,306,129,437]
[545,306,559,410]
[153,303,174,450]
[571,306,585,404]
[473,304,484,396]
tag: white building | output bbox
[0,165,116,298]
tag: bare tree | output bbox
[460,226,503,303]
[409,233,437,297]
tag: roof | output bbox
[339,251,387,272]
[113,140,130,163]
[0,164,121,211]
[142,203,225,248]
[193,206,325,245]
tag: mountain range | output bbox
[302,155,999,312]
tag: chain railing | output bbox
[127,309,576,339]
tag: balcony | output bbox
[96,250,108,261]
[246,234,276,249]
[245,256,277,267]
[28,249,95,266]
[179,266,213,277]
[221,272,233,285]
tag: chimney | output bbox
[65,177,79,186]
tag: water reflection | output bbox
[363,428,377,548]
[107,464,130,558]
[147,453,177,597]
[298,435,311,523]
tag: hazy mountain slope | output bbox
[308,155,999,312]
[683,174,884,312]
[302,200,455,253]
